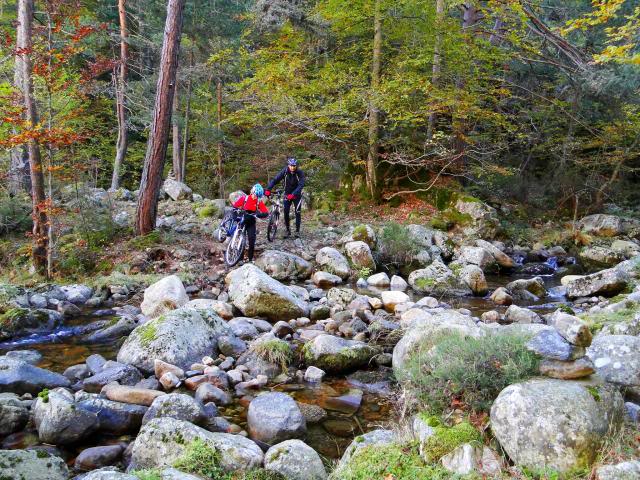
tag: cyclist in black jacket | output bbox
[265,157,306,238]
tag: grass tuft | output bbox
[250,339,293,371]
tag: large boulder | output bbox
[0,450,69,480]
[587,335,640,387]
[458,265,488,296]
[476,239,515,268]
[140,275,189,319]
[565,268,629,299]
[303,335,381,373]
[596,461,640,480]
[264,440,327,480]
[142,393,206,426]
[0,307,62,341]
[129,417,264,471]
[247,392,306,445]
[184,298,233,320]
[33,387,99,444]
[408,262,471,296]
[225,264,309,321]
[162,179,193,201]
[454,198,500,239]
[83,362,143,393]
[0,393,29,436]
[117,307,232,373]
[490,378,624,471]
[344,241,376,271]
[255,250,313,281]
[316,247,350,279]
[75,392,148,435]
[457,246,496,271]
[0,356,70,395]
[505,277,546,300]
[578,214,625,237]
[580,246,625,269]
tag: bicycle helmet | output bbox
[251,183,264,198]
[287,157,298,166]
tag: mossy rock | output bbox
[421,422,482,463]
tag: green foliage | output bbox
[127,231,162,250]
[421,422,482,463]
[378,223,419,267]
[250,339,293,371]
[355,266,372,279]
[0,194,32,235]
[173,439,227,478]
[137,319,161,347]
[132,470,162,480]
[196,203,220,219]
[37,389,50,403]
[579,301,640,334]
[398,332,540,414]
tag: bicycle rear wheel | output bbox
[225,228,247,267]
[267,211,279,242]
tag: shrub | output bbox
[197,203,219,218]
[378,223,420,267]
[250,339,293,371]
[173,439,227,478]
[398,332,540,414]
[0,194,32,234]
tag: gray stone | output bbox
[217,335,247,357]
[367,272,390,287]
[408,262,471,296]
[539,357,595,379]
[142,393,205,426]
[79,468,137,480]
[458,246,496,270]
[526,330,585,360]
[5,349,42,364]
[490,287,513,305]
[247,392,306,445]
[506,277,546,300]
[549,310,592,347]
[596,461,640,480]
[184,299,233,320]
[162,179,193,201]
[566,268,629,299]
[344,241,376,271]
[83,363,143,393]
[74,445,123,471]
[505,305,542,324]
[264,439,327,480]
[61,284,93,304]
[255,250,313,281]
[0,392,29,436]
[76,392,147,435]
[390,275,408,290]
[0,356,70,395]
[140,275,189,319]
[338,429,396,466]
[587,335,640,387]
[311,271,342,288]
[303,334,381,373]
[578,214,625,237]
[34,387,99,444]
[195,383,232,406]
[228,318,259,339]
[316,247,350,279]
[441,443,502,476]
[0,449,69,480]
[459,264,488,296]
[86,353,107,374]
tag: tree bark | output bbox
[217,78,224,199]
[180,53,192,182]
[135,0,186,235]
[111,0,129,190]
[366,0,381,200]
[172,83,183,182]
[426,0,444,141]
[17,0,48,273]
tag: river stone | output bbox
[0,393,29,436]
[218,335,247,357]
[578,214,625,237]
[247,392,306,444]
[117,307,231,373]
[326,288,357,310]
[476,239,515,268]
[79,468,138,479]
[367,272,390,287]
[459,264,488,296]
[408,262,471,296]
[142,393,205,426]
[339,429,397,465]
[380,290,410,310]
[441,443,502,476]
[458,246,495,270]
[0,356,70,395]
[303,334,381,373]
[611,239,640,257]
[539,357,595,379]
[549,311,592,346]
[195,383,232,406]
[580,246,625,269]
[5,349,42,365]
[61,284,93,304]
[454,199,500,239]
[490,378,624,471]
[0,307,63,341]
[226,264,309,321]
[490,287,513,305]
[596,461,640,480]
[344,241,376,271]
[0,449,69,480]
[390,275,408,290]
[264,439,327,480]
[506,277,546,300]
[184,299,233,320]
[83,363,143,393]
[74,445,124,471]
[103,383,165,407]
[140,275,189,319]
[34,387,99,444]
[236,350,281,379]
[526,330,585,360]
[316,247,350,279]
[162,179,192,201]
[130,417,263,471]
[311,271,342,288]
[255,250,313,281]
[504,305,542,324]
[565,268,629,299]
[228,318,259,339]
[587,335,640,387]
[154,359,184,380]
[76,392,147,434]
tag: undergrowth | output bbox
[250,339,293,371]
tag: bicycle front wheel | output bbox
[225,228,247,267]
[267,211,279,242]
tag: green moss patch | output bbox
[421,422,482,462]
[251,339,293,371]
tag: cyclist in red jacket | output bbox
[232,184,269,262]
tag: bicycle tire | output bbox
[267,211,279,242]
[215,222,227,242]
[224,228,247,267]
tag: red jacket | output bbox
[233,194,269,215]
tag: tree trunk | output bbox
[180,55,192,183]
[17,0,48,273]
[135,0,186,235]
[217,78,224,199]
[426,0,444,141]
[111,0,129,190]
[366,0,381,200]
[172,84,183,182]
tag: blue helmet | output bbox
[251,184,264,198]
[287,157,298,166]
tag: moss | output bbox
[37,388,50,403]
[418,412,443,428]
[303,343,379,373]
[351,224,369,242]
[586,386,601,402]
[137,318,161,347]
[421,422,482,462]
[35,450,50,459]
[251,339,293,370]
[127,231,162,250]
[579,302,640,334]
[414,277,436,290]
[558,304,576,315]
[173,438,226,478]
[197,203,219,219]
[132,470,163,480]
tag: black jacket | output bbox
[267,167,305,197]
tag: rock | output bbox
[481,310,501,323]
[61,284,93,304]
[549,311,592,346]
[0,307,62,341]
[380,291,410,310]
[247,392,306,445]
[228,318,259,339]
[264,440,328,480]
[129,418,263,471]
[390,275,408,290]
[611,239,640,257]
[272,320,294,338]
[626,402,640,423]
[226,264,309,321]
[367,272,390,287]
[236,351,281,379]
[310,305,331,321]
[526,330,585,360]
[142,393,205,425]
[476,239,515,268]
[441,443,501,476]
[0,393,29,436]
[86,353,107,374]
[74,445,123,471]
[0,356,70,395]
[140,275,189,319]
[255,250,313,281]
[83,363,143,393]
[454,198,500,239]
[587,335,640,387]
[5,349,42,364]
[102,383,165,406]
[303,334,381,373]
[596,461,640,480]
[195,383,232,406]
[458,265,488,296]
[408,262,471,296]
[33,387,98,444]
[504,305,542,324]
[326,288,357,309]
[458,246,496,270]
[304,366,325,383]
[184,298,233,320]
[117,307,231,373]
[0,449,69,480]
[75,467,136,479]
[490,287,513,305]
[311,271,342,288]
[76,392,147,434]
[539,357,595,379]
[338,429,396,465]
[490,378,624,471]
[578,214,625,237]
[162,179,193,201]
[565,268,629,299]
[297,403,327,424]
[506,277,546,300]
[580,246,625,269]
[154,359,184,380]
[217,335,247,357]
[344,241,376,271]
[316,247,350,279]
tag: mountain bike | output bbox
[215,208,237,243]
[224,211,257,267]
[266,190,283,242]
